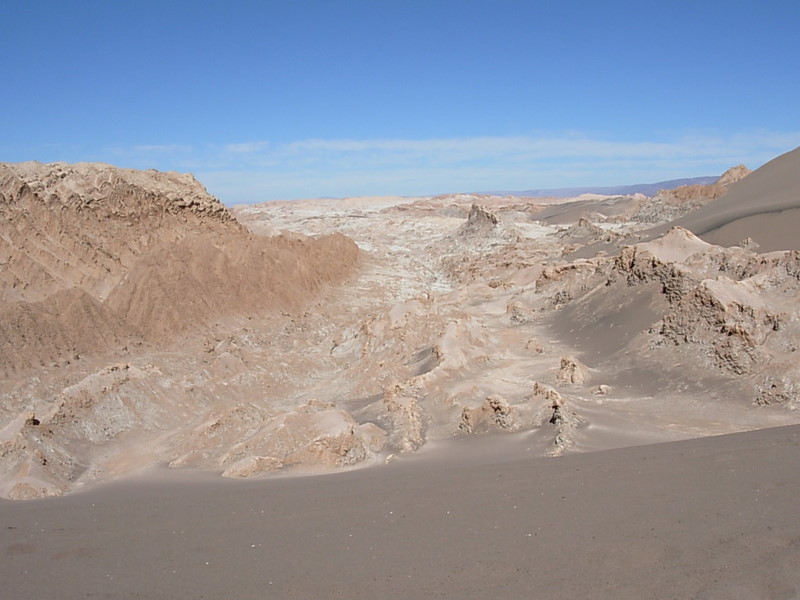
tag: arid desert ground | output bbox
[2,148,800,597]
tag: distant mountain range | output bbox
[485,175,719,198]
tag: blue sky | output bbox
[2,1,799,203]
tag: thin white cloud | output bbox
[97,130,800,202]
[219,132,800,168]
[131,144,194,154]
[223,141,270,154]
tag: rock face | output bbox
[0,162,239,304]
[716,164,751,186]
[0,161,359,375]
[634,183,729,225]
[171,400,387,478]
[632,165,750,226]
[453,203,497,233]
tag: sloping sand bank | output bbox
[2,424,798,599]
[674,146,800,251]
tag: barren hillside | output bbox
[2,149,800,499]
[0,162,357,375]
[0,162,359,498]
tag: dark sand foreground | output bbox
[2,426,800,600]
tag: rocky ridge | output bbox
[632,165,750,225]
[0,162,360,498]
[0,162,358,377]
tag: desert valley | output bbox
[2,148,800,598]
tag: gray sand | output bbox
[3,425,799,599]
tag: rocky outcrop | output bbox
[532,382,582,454]
[634,181,729,224]
[0,161,235,221]
[172,400,387,478]
[507,301,537,325]
[381,387,427,453]
[716,164,751,186]
[458,204,499,236]
[0,412,73,499]
[556,356,588,385]
[651,276,780,375]
[557,218,619,244]
[0,161,360,375]
[458,395,514,434]
[755,371,800,408]
[632,163,749,227]
[0,162,240,305]
[533,260,608,309]
[603,232,800,394]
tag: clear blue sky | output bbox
[2,0,799,203]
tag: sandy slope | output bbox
[672,146,800,251]
[1,424,798,599]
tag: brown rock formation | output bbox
[0,161,359,376]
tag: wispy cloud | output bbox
[131,144,194,154]
[223,141,270,154]
[87,130,800,202]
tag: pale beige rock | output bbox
[221,455,283,478]
[458,394,514,434]
[556,356,588,385]
[382,387,427,453]
[716,164,751,186]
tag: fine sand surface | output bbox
[672,146,800,251]
[2,425,799,600]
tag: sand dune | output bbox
[672,146,800,251]
[2,425,798,599]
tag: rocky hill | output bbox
[0,162,357,376]
[0,162,360,498]
[0,162,238,303]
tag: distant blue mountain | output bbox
[485,176,719,198]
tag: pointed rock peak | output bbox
[466,204,499,227]
[716,164,751,186]
[662,225,703,241]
